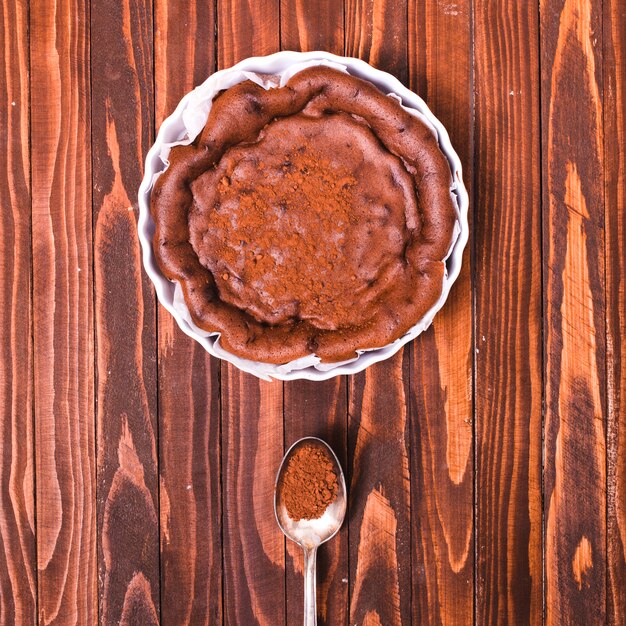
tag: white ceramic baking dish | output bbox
[138,51,469,381]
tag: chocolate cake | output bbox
[151,66,458,364]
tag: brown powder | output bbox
[280,443,339,521]
[192,142,360,327]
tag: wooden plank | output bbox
[216,3,284,624]
[279,6,347,625]
[221,368,285,626]
[542,0,607,623]
[30,0,97,622]
[604,0,626,622]
[157,337,221,625]
[473,1,543,623]
[347,353,411,625]
[217,0,280,69]
[0,0,36,623]
[90,1,159,623]
[343,4,410,624]
[155,0,217,123]
[280,0,344,54]
[154,1,223,623]
[407,1,474,623]
[344,0,408,83]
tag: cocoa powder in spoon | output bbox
[280,443,339,521]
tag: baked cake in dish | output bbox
[151,66,458,364]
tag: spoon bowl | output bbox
[274,437,347,625]
[275,437,347,547]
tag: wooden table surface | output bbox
[1,0,625,624]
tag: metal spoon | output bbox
[274,437,347,626]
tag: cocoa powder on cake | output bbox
[280,443,339,521]
[191,140,361,328]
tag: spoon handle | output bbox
[303,546,317,626]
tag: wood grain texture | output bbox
[474,0,543,623]
[408,0,474,623]
[348,353,411,626]
[542,0,607,623]
[605,1,626,623]
[154,0,217,123]
[0,0,35,623]
[91,0,159,623]
[158,335,222,626]
[217,0,280,69]
[217,5,284,625]
[280,0,344,54]
[154,2,223,624]
[5,1,626,623]
[30,0,97,622]
[344,0,408,84]
[221,369,285,626]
